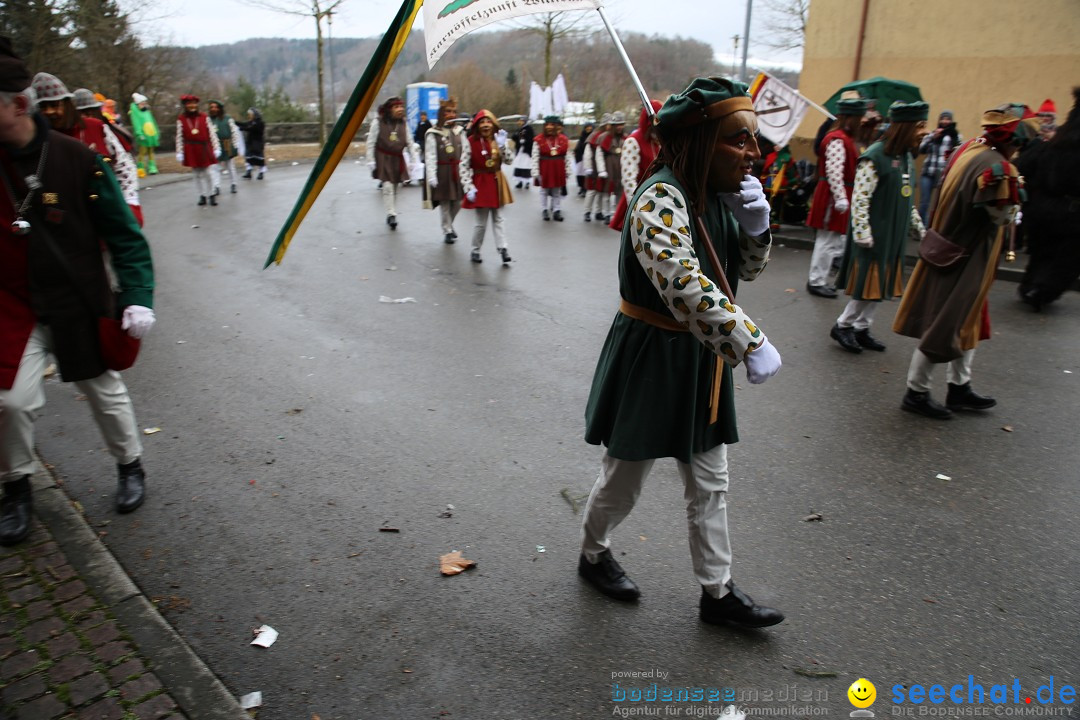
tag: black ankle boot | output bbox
[700,582,784,628]
[829,324,863,353]
[946,382,997,411]
[0,476,33,546]
[901,389,953,419]
[116,459,146,514]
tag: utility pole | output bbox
[328,10,336,119]
[739,0,753,82]
[731,35,739,78]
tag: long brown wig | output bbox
[650,118,726,215]
[882,120,922,156]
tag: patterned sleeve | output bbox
[851,159,878,243]
[737,228,771,281]
[565,141,574,179]
[824,138,848,204]
[530,140,540,177]
[582,143,594,174]
[909,204,925,241]
[631,182,767,366]
[175,120,183,163]
[229,118,244,157]
[209,123,222,159]
[459,139,475,195]
[424,132,437,185]
[621,136,641,199]
[103,126,139,207]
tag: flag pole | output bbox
[595,6,655,118]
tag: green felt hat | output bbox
[656,77,754,132]
[836,97,869,117]
[888,100,929,123]
[543,115,561,124]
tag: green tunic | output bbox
[837,142,915,301]
[584,167,748,463]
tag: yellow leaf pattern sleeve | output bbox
[851,159,878,244]
[737,227,771,281]
[631,183,766,366]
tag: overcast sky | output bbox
[144,0,802,71]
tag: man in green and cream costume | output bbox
[831,101,929,354]
[579,78,785,628]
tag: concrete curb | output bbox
[30,463,250,720]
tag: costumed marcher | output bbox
[830,101,929,354]
[759,144,799,231]
[207,100,244,195]
[1017,88,1080,311]
[423,97,465,244]
[573,121,594,196]
[511,117,534,190]
[33,75,144,228]
[608,99,662,232]
[595,111,626,223]
[128,92,159,176]
[579,77,784,628]
[77,89,135,152]
[917,109,962,223]
[892,103,1030,419]
[1035,98,1056,142]
[176,94,221,207]
[365,96,418,230]
[582,113,611,221]
[0,38,155,546]
[459,109,513,264]
[530,114,573,221]
[237,107,266,180]
[805,94,868,298]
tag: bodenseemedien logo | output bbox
[849,678,878,718]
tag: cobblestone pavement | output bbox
[1,519,186,720]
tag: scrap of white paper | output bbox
[250,624,279,648]
[378,296,417,304]
[936,473,951,481]
[239,691,262,709]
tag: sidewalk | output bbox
[1,468,247,720]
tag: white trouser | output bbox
[586,185,609,215]
[192,167,213,198]
[539,187,561,213]
[216,158,237,187]
[808,229,845,286]
[439,200,461,235]
[0,325,141,481]
[836,299,878,331]
[906,348,976,392]
[581,444,733,599]
[471,208,507,250]
[381,182,398,216]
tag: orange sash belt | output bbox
[618,300,724,424]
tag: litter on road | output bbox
[378,296,417,304]
[250,625,279,648]
[239,691,262,709]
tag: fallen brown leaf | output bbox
[440,551,476,576]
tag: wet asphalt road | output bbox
[35,163,1080,719]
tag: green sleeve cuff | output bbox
[89,157,155,309]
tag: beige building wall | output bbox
[794,0,1080,145]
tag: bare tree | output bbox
[510,11,594,86]
[235,0,345,145]
[759,0,809,53]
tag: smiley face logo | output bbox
[848,678,876,709]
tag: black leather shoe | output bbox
[209,194,218,207]
[197,195,207,206]
[595,212,606,222]
[806,282,837,298]
[115,459,146,514]
[0,476,33,546]
[230,184,237,194]
[902,389,953,419]
[450,231,458,239]
[444,234,455,244]
[499,248,512,264]
[553,210,564,221]
[700,582,784,628]
[854,329,886,351]
[946,382,997,411]
[578,550,640,601]
[387,215,397,230]
[584,211,591,222]
[830,324,863,353]
[470,249,482,264]
[542,209,550,221]
[243,170,252,179]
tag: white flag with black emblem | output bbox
[749,72,810,148]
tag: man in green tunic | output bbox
[579,78,784,628]
[831,101,929,354]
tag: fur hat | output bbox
[32,72,73,103]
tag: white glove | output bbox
[175,153,183,164]
[367,161,376,171]
[853,234,874,249]
[598,170,608,179]
[833,196,850,214]
[1015,210,1023,225]
[721,175,771,237]
[428,176,438,188]
[121,305,155,339]
[743,337,781,385]
[466,188,477,203]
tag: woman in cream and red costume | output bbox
[608,99,662,231]
[459,109,514,264]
